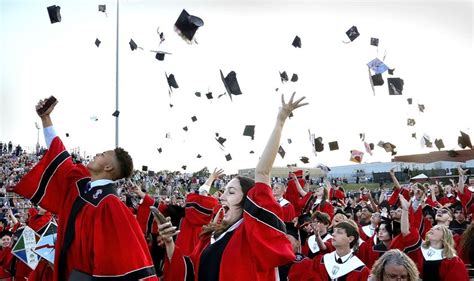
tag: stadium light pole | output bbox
[114,0,120,148]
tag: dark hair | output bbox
[235,176,255,207]
[377,220,394,238]
[312,211,331,225]
[334,221,360,249]
[114,147,133,179]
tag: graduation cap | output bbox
[249,150,255,154]
[278,146,286,158]
[345,26,360,42]
[328,141,339,151]
[112,110,120,117]
[220,70,242,100]
[387,78,404,95]
[64,133,69,138]
[183,126,188,132]
[378,141,397,155]
[388,68,395,75]
[98,5,106,12]
[448,150,459,157]
[157,148,162,153]
[407,118,416,126]
[421,134,433,148]
[225,154,232,161]
[434,139,445,151]
[288,138,292,144]
[195,92,201,97]
[206,92,213,99]
[370,37,379,46]
[458,131,473,149]
[367,58,388,74]
[216,136,226,146]
[280,71,289,83]
[95,38,101,47]
[418,104,425,113]
[181,165,187,170]
[300,156,309,164]
[412,133,417,139]
[142,165,148,172]
[365,142,374,156]
[196,154,202,159]
[292,35,301,48]
[371,74,384,86]
[291,73,298,82]
[360,133,365,141]
[90,115,98,121]
[153,51,172,61]
[166,73,179,91]
[407,98,413,105]
[350,150,364,163]
[285,223,299,241]
[129,39,138,51]
[314,137,324,152]
[243,125,255,140]
[191,116,197,122]
[47,5,61,24]
[174,9,204,42]
[169,103,174,108]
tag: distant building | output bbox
[238,166,324,179]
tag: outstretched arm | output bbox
[389,167,401,190]
[35,97,58,148]
[399,195,411,236]
[199,168,224,195]
[255,93,308,185]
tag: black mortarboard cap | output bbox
[169,103,173,108]
[448,150,459,157]
[174,9,204,42]
[370,37,379,46]
[220,70,242,101]
[407,118,416,126]
[183,126,188,132]
[371,74,384,86]
[314,137,324,152]
[291,73,298,82]
[422,135,433,148]
[98,5,106,12]
[280,71,289,83]
[157,148,162,153]
[434,139,445,151]
[195,92,201,97]
[288,138,292,144]
[217,93,226,99]
[387,78,404,95]
[142,165,148,172]
[112,110,120,117]
[292,35,301,48]
[191,116,197,122]
[47,5,61,24]
[181,165,187,170]
[95,38,101,47]
[250,150,255,154]
[407,98,412,105]
[166,73,179,91]
[329,141,339,151]
[154,51,171,61]
[418,104,425,113]
[129,39,138,51]
[206,92,213,99]
[285,222,299,240]
[243,125,255,140]
[278,146,286,158]
[360,133,365,141]
[388,68,395,75]
[412,133,417,139]
[345,26,360,41]
[225,154,232,161]
[300,156,309,164]
[216,136,226,146]
[458,131,473,149]
[65,133,70,137]
[197,154,202,158]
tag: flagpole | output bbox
[115,0,120,147]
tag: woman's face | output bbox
[315,186,324,198]
[425,214,434,225]
[426,225,444,242]
[383,264,409,281]
[0,236,11,248]
[377,224,391,242]
[220,178,244,224]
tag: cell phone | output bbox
[150,206,167,224]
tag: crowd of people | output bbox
[0,94,473,280]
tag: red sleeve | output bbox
[136,194,159,235]
[390,227,422,253]
[288,257,317,280]
[13,137,86,214]
[459,186,474,213]
[92,198,157,280]
[298,192,313,212]
[388,187,410,206]
[440,256,469,281]
[318,202,334,220]
[0,248,13,278]
[282,203,296,222]
[243,182,295,270]
[27,259,54,281]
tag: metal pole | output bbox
[115,0,120,147]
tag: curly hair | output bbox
[371,249,419,281]
[113,147,133,179]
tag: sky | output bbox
[1,0,473,174]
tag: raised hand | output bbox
[277,92,308,123]
[35,96,58,117]
[399,194,410,211]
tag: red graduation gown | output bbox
[278,198,296,222]
[310,252,370,281]
[0,247,13,279]
[136,194,168,236]
[27,259,53,281]
[13,137,157,281]
[175,193,219,255]
[164,182,295,281]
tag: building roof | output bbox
[392,149,474,163]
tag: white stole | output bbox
[323,252,364,280]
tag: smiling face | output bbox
[0,235,11,248]
[219,178,245,225]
